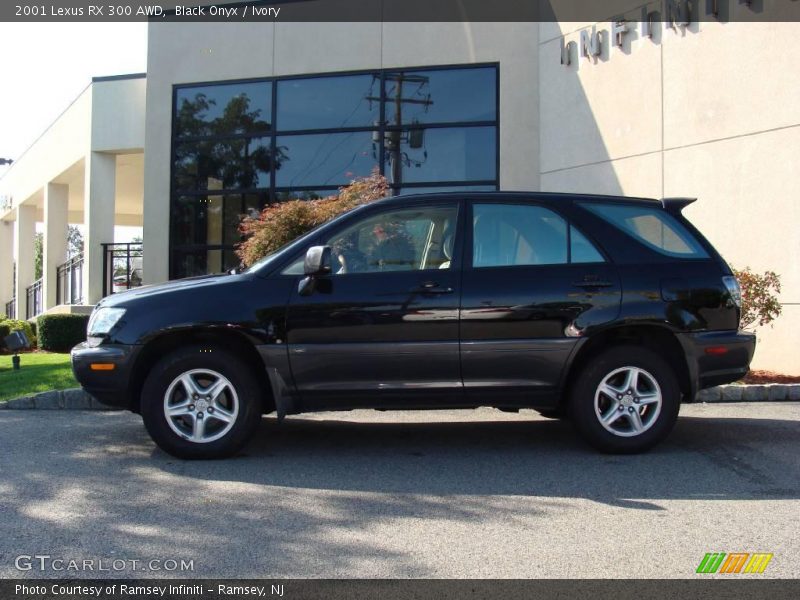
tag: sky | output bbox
[0,23,148,239]
[0,23,148,175]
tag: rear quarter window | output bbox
[580,203,709,258]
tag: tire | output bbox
[568,345,681,454]
[140,345,263,459]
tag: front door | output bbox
[285,201,463,408]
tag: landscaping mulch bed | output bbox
[742,370,800,384]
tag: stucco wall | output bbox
[539,21,800,374]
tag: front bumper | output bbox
[71,342,141,410]
[677,330,756,397]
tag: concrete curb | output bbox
[695,384,800,403]
[1,384,799,411]
[0,388,122,411]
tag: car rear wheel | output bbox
[569,346,680,453]
[141,345,262,459]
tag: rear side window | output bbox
[472,203,604,267]
[581,203,709,258]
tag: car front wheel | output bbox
[140,345,262,459]
[569,346,681,453]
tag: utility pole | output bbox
[367,74,432,192]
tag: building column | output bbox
[14,203,36,320]
[0,220,14,313]
[43,183,69,309]
[83,152,116,305]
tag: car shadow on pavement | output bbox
[160,412,800,508]
[1,410,798,578]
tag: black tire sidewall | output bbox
[569,345,681,453]
[141,345,261,459]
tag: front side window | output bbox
[283,205,458,276]
[472,203,604,268]
[580,203,709,258]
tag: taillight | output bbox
[722,275,742,308]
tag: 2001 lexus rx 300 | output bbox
[72,192,755,458]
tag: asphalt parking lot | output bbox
[0,403,798,579]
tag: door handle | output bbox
[411,281,454,295]
[572,279,614,289]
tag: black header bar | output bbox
[3,0,800,22]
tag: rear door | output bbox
[460,199,622,403]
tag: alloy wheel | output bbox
[163,369,239,443]
[593,366,662,438]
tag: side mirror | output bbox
[299,246,332,297]
[304,246,332,277]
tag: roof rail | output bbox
[660,197,697,213]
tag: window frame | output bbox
[465,199,608,271]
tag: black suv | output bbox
[72,192,755,458]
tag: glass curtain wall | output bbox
[171,64,498,278]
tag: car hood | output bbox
[96,273,237,308]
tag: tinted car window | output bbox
[472,204,604,267]
[581,203,709,258]
[283,205,458,275]
[570,226,605,263]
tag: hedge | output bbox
[36,314,90,352]
[0,318,36,351]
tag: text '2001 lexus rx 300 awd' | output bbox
[72,192,755,458]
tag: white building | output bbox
[0,74,145,316]
[1,16,798,374]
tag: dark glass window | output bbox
[274,189,340,202]
[172,249,242,278]
[175,82,272,138]
[275,132,379,188]
[384,68,496,125]
[277,75,380,131]
[384,126,495,184]
[171,193,267,248]
[171,65,498,279]
[395,184,496,196]
[174,137,272,192]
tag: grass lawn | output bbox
[0,352,78,403]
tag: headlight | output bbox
[87,307,127,337]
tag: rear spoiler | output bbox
[660,197,697,213]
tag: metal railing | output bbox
[102,242,143,298]
[25,278,43,319]
[4,298,14,319]
[56,253,84,305]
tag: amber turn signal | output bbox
[89,363,116,371]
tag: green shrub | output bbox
[0,318,36,350]
[236,170,389,267]
[36,314,90,352]
[732,267,782,331]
